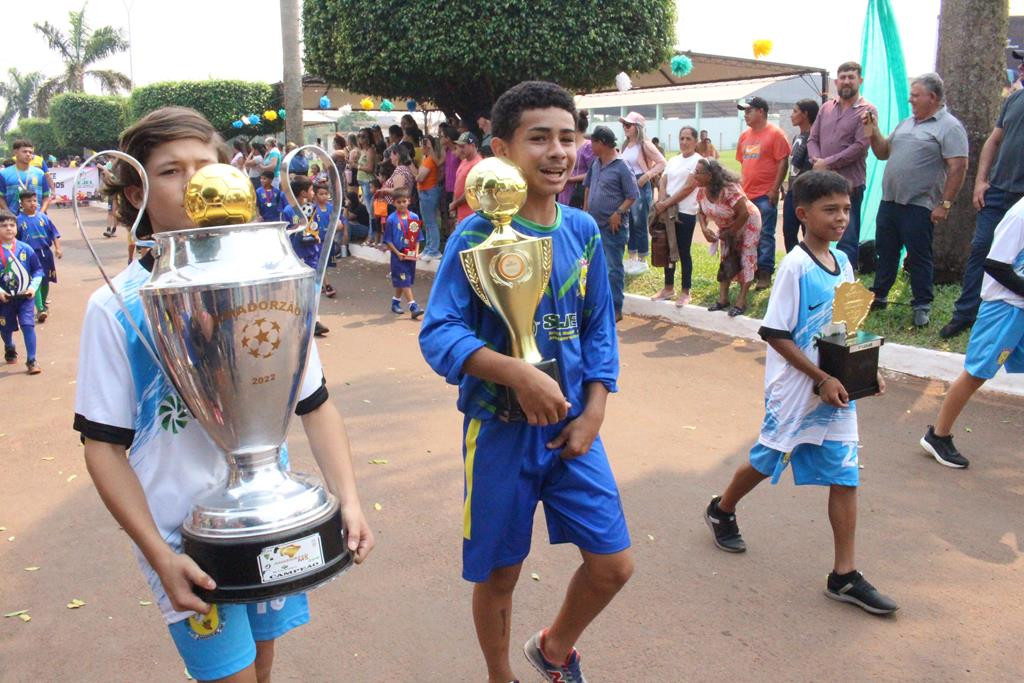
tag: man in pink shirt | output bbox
[808,61,877,271]
[736,96,791,289]
[449,132,482,224]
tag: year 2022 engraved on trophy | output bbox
[816,281,885,400]
[458,157,564,421]
[73,148,352,602]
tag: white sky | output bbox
[0,0,1015,96]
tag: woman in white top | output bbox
[619,111,666,274]
[652,127,702,306]
[244,141,265,189]
[229,140,247,172]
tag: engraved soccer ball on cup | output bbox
[184,164,257,227]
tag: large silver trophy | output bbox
[74,147,351,602]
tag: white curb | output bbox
[349,245,1023,397]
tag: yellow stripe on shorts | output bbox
[463,418,481,540]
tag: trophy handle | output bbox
[73,150,164,370]
[280,145,343,303]
[459,251,492,308]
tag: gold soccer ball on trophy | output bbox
[465,157,528,226]
[184,163,256,227]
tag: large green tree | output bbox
[33,3,131,115]
[0,69,45,134]
[303,0,675,120]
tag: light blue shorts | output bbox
[750,440,859,487]
[167,594,309,681]
[964,300,1024,380]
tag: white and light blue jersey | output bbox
[981,196,1024,310]
[756,244,858,452]
[73,259,326,624]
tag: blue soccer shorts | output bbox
[167,594,309,681]
[750,440,859,487]
[0,296,35,333]
[964,300,1024,380]
[460,415,631,583]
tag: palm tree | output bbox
[0,69,45,134]
[33,3,131,115]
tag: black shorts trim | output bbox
[295,376,329,416]
[758,326,793,341]
[73,413,135,447]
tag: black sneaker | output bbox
[920,425,969,468]
[825,571,899,615]
[939,318,971,339]
[870,298,888,311]
[314,321,329,337]
[704,495,746,553]
[4,346,16,364]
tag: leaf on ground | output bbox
[41,456,55,461]
[18,613,31,622]
[373,503,382,511]
[4,609,29,618]
[24,566,40,572]
[7,536,14,542]
[368,459,389,465]
[647,534,655,541]
[530,572,540,581]
[682,426,696,430]
[66,599,86,609]
[964,426,972,433]
[362,399,371,404]
[66,474,78,483]
[138,600,152,606]
[0,526,5,531]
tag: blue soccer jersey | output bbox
[312,202,336,241]
[756,244,858,451]
[419,204,618,421]
[16,212,59,282]
[0,165,49,214]
[255,186,284,222]
[283,204,320,269]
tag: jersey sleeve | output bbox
[578,221,619,391]
[46,215,60,239]
[295,340,329,415]
[759,258,801,340]
[73,300,138,446]
[987,214,1024,265]
[382,214,398,247]
[418,226,486,385]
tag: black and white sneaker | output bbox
[825,571,899,615]
[920,425,969,469]
[704,495,746,553]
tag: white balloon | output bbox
[615,71,632,92]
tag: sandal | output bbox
[728,305,747,317]
[675,295,691,308]
[651,289,675,302]
[707,301,729,312]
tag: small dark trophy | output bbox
[816,281,884,400]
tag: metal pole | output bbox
[121,0,135,88]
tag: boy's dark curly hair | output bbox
[491,81,577,141]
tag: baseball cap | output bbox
[590,126,617,146]
[737,96,769,113]
[456,131,478,146]
[618,111,646,127]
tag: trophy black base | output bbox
[500,358,563,422]
[817,330,884,401]
[183,508,352,603]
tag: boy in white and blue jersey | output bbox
[73,107,373,682]
[921,195,1024,468]
[419,81,632,683]
[704,171,898,616]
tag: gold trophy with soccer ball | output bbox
[459,157,563,421]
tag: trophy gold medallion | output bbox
[816,281,885,400]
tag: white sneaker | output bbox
[633,260,649,274]
[624,259,639,275]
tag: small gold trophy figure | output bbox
[817,280,884,400]
[459,157,563,421]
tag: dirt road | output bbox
[1,207,1021,682]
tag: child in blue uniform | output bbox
[255,171,284,222]
[283,177,330,336]
[382,189,423,319]
[921,195,1024,468]
[0,209,43,373]
[15,190,61,321]
[419,81,633,683]
[312,183,346,279]
[703,171,898,615]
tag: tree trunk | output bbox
[279,0,303,146]
[934,0,1007,283]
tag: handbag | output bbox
[650,212,669,267]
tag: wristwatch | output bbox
[941,200,953,209]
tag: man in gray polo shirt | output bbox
[862,72,969,327]
[584,126,639,321]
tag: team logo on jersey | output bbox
[240,317,282,359]
[577,257,589,299]
[158,394,190,433]
[541,312,579,342]
[187,604,223,639]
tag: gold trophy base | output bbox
[499,358,562,422]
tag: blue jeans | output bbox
[870,200,935,310]
[627,179,652,256]
[600,219,630,315]
[951,186,1024,324]
[418,186,442,255]
[358,180,374,229]
[751,195,779,274]
[781,188,802,253]
[836,184,865,271]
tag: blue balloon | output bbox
[232,120,243,129]
[249,114,260,125]
[319,95,331,109]
[406,99,417,111]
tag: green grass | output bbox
[625,244,969,354]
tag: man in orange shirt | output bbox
[449,132,483,225]
[736,97,791,289]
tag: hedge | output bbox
[50,93,128,152]
[129,80,283,136]
[7,118,68,158]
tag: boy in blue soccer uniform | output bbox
[0,209,43,374]
[74,107,373,682]
[15,190,61,321]
[420,81,633,683]
[312,183,346,277]
[283,176,331,336]
[255,170,284,222]
[704,171,898,616]
[0,140,51,215]
[382,188,423,319]
[921,195,1024,468]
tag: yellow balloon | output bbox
[753,39,773,59]
[360,97,374,110]
[264,109,278,121]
